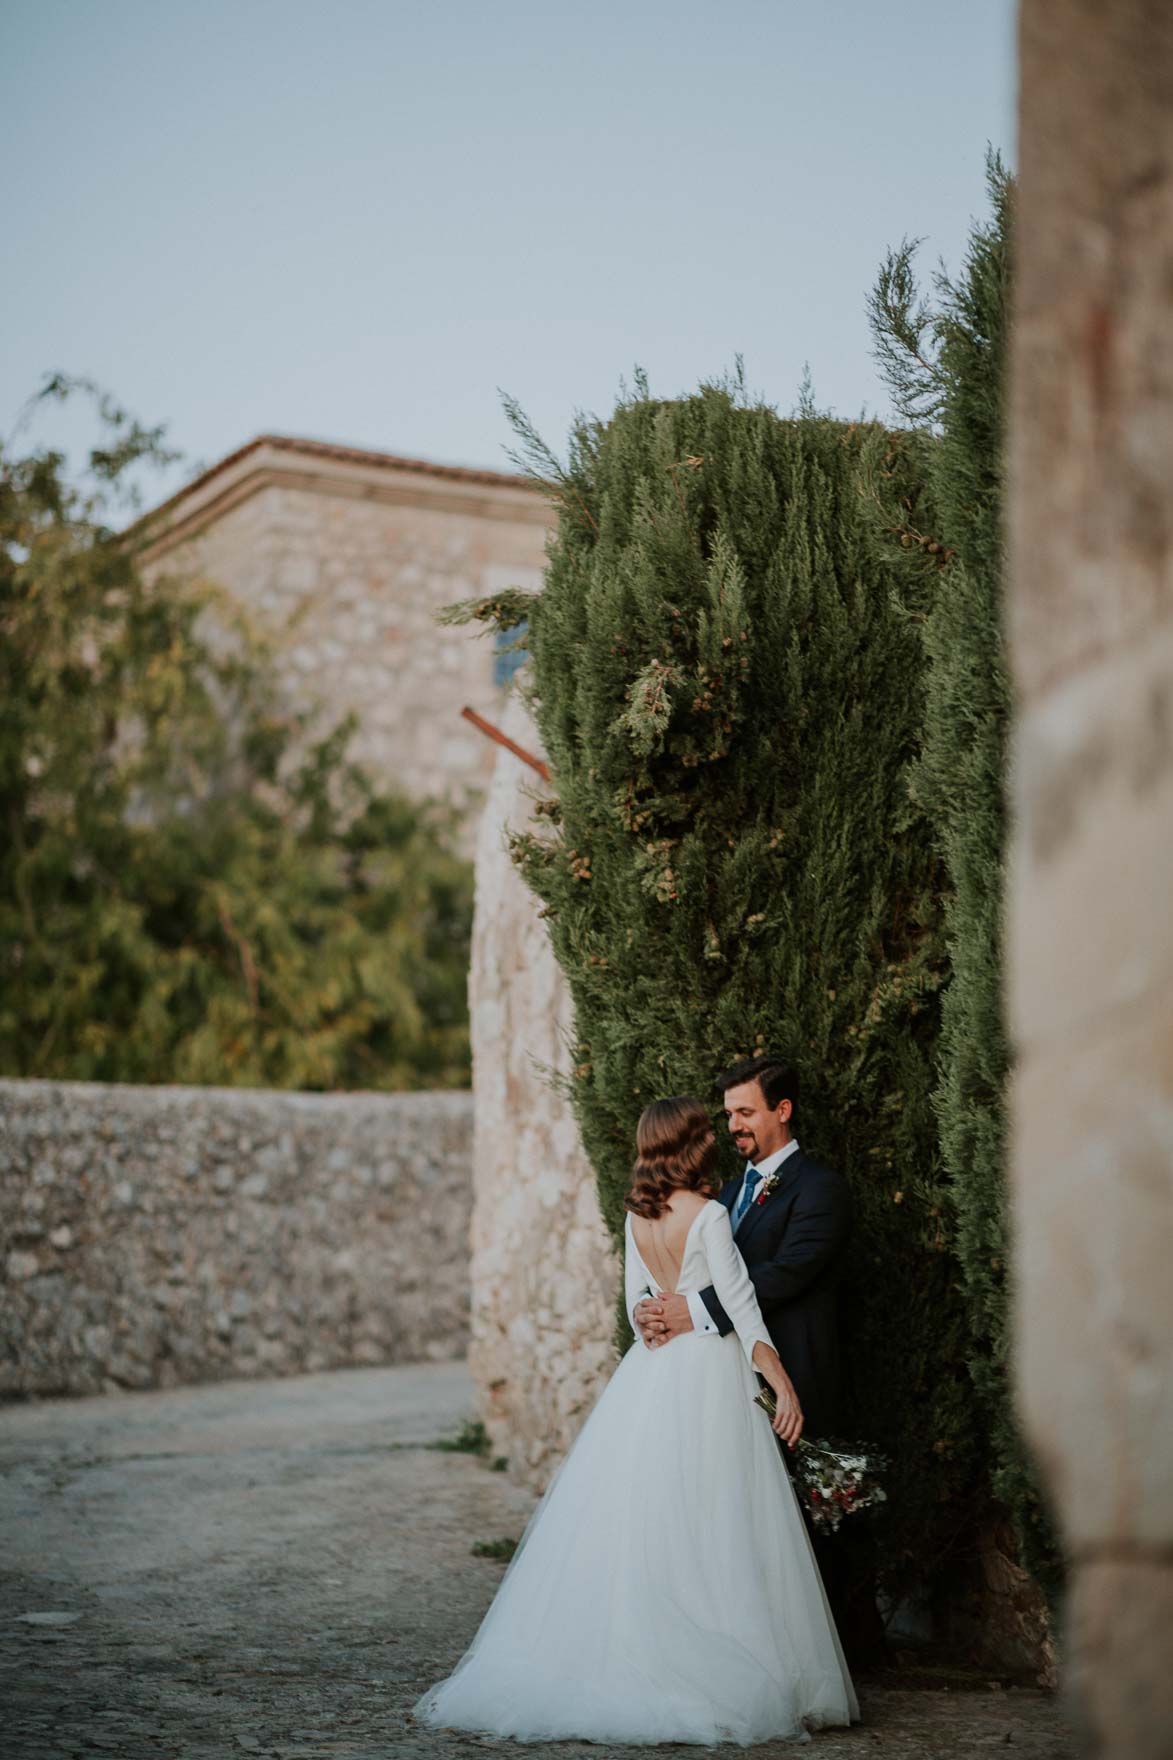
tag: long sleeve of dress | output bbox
[623,1214,656,1340]
[699,1202,773,1367]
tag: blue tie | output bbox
[736,1166,761,1228]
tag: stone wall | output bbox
[140,439,551,818]
[0,1081,472,1398]
[1009,6,1173,1756]
[467,692,620,1490]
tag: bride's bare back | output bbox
[629,1191,710,1294]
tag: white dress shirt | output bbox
[685,1138,801,1336]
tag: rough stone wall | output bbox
[1009,6,1173,1755]
[467,692,620,1489]
[0,1081,472,1397]
[148,472,549,813]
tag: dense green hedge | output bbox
[460,374,984,1598]
[867,156,1061,1592]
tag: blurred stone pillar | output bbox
[1009,5,1173,1754]
[467,689,619,1490]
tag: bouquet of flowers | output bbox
[753,1387,888,1532]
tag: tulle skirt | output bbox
[413,1329,860,1746]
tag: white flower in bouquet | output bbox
[753,1386,888,1532]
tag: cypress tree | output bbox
[456,373,983,1598]
[866,155,1061,1591]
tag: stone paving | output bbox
[0,1363,1077,1759]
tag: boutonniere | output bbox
[755,1171,785,1206]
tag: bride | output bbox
[414,1096,860,1746]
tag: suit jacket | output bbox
[700,1149,852,1440]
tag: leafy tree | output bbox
[866,154,1061,1591]
[1,377,471,1090]
[454,371,984,1601]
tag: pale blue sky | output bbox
[2,0,1016,502]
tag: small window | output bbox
[493,619,528,689]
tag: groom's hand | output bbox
[635,1292,694,1347]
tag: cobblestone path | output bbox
[0,1363,1076,1759]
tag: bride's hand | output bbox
[633,1297,666,1349]
[767,1373,803,1447]
[751,1342,804,1446]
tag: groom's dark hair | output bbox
[717,1055,799,1116]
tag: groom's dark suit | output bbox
[698,1147,886,1668]
[697,1148,852,1441]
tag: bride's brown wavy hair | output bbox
[624,1096,719,1220]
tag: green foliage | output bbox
[1,378,471,1090]
[867,155,1062,1592]
[470,1536,518,1561]
[467,374,985,1600]
[437,588,538,634]
[428,1418,508,1472]
[430,1419,492,1455]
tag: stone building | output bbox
[137,434,552,812]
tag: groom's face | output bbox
[723,1080,793,1163]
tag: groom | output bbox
[634,1054,850,1441]
[635,1054,884,1667]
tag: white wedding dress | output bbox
[414,1198,859,1746]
